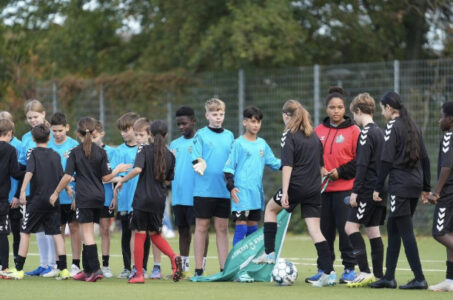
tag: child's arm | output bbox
[191,132,207,175]
[113,167,142,200]
[102,163,132,183]
[50,174,72,206]
[223,140,239,203]
[264,142,281,171]
[19,172,33,205]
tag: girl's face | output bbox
[26,111,45,127]
[380,103,393,120]
[326,98,345,125]
[282,112,291,126]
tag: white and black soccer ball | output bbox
[272,258,298,286]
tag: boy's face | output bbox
[205,110,225,128]
[135,129,150,145]
[26,111,45,128]
[439,111,453,132]
[120,127,135,143]
[352,111,362,127]
[50,124,69,144]
[176,116,195,137]
[92,130,105,146]
[242,116,261,135]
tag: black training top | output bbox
[281,130,323,201]
[352,123,385,198]
[378,117,430,198]
[65,144,111,209]
[437,130,453,197]
[26,147,63,212]
[133,144,175,213]
[0,141,24,214]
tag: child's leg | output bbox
[133,231,146,276]
[120,213,132,270]
[99,218,110,267]
[80,222,100,273]
[52,234,67,270]
[151,243,160,267]
[144,233,152,270]
[214,217,229,269]
[194,218,210,271]
[366,226,384,278]
[0,233,9,269]
[246,220,258,236]
[345,221,371,273]
[263,198,282,254]
[384,217,401,280]
[306,217,334,274]
[233,220,247,246]
[46,234,56,268]
[15,233,31,271]
[9,210,21,263]
[36,231,49,268]
[69,221,81,267]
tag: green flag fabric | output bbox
[190,210,292,282]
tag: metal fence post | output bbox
[52,81,58,113]
[394,60,400,93]
[314,64,320,126]
[238,69,245,135]
[99,83,105,126]
[167,100,173,142]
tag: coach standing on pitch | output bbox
[308,87,360,284]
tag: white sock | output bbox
[46,234,56,268]
[202,257,207,271]
[446,279,453,283]
[182,256,189,271]
[36,232,48,268]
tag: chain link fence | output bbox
[28,58,453,233]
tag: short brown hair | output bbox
[0,119,14,136]
[0,111,13,122]
[133,117,150,133]
[205,98,225,112]
[350,93,376,115]
[95,120,104,133]
[117,112,140,131]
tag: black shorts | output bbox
[8,207,22,220]
[347,196,386,227]
[100,206,115,219]
[173,205,195,227]
[60,204,76,225]
[432,196,453,236]
[76,207,101,224]
[0,213,10,235]
[129,210,162,233]
[273,189,321,218]
[232,209,261,222]
[388,195,418,218]
[193,197,230,219]
[21,208,61,235]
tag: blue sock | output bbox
[233,225,248,246]
[246,225,258,236]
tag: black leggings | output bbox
[120,213,151,270]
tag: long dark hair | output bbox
[77,117,96,158]
[381,91,419,168]
[150,120,168,182]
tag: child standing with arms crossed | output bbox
[50,117,130,282]
[115,120,183,284]
[192,98,234,276]
[223,106,281,246]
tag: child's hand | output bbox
[10,197,20,209]
[349,193,358,207]
[115,163,132,174]
[231,188,240,204]
[109,196,117,211]
[66,186,74,199]
[193,158,207,175]
[281,192,290,209]
[373,191,382,202]
[49,192,58,207]
[19,191,27,205]
[426,192,438,205]
[327,168,339,180]
[114,181,123,199]
[71,199,76,211]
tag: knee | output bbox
[214,222,228,233]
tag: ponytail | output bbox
[77,117,96,159]
[381,91,419,168]
[283,100,313,136]
[150,120,168,182]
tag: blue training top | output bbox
[8,136,23,203]
[48,137,79,205]
[223,135,281,211]
[115,143,138,212]
[103,144,117,207]
[192,126,234,199]
[169,136,195,206]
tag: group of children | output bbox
[0,93,452,291]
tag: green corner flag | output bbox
[191,210,292,282]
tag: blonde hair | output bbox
[133,117,150,133]
[0,119,14,136]
[282,100,313,136]
[0,111,13,122]
[205,98,225,112]
[25,99,46,114]
[350,93,376,115]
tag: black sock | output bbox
[397,216,425,281]
[72,259,80,268]
[447,261,453,280]
[0,234,9,269]
[315,241,334,273]
[57,255,67,270]
[264,222,277,254]
[86,244,100,272]
[102,255,109,267]
[220,268,224,272]
[15,255,26,271]
[349,232,370,273]
[82,245,91,274]
[195,268,203,276]
[370,237,384,278]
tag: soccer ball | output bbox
[272,258,298,286]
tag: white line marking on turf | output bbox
[293,262,444,273]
